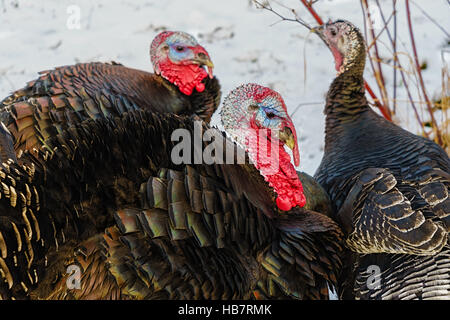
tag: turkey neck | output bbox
[186,75,221,123]
[323,67,369,151]
[325,71,368,120]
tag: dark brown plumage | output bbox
[32,167,342,300]
[0,106,342,300]
[0,61,220,153]
[314,20,450,300]
[0,57,220,150]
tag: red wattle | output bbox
[195,82,205,93]
[330,46,343,72]
[276,196,292,211]
[246,130,306,212]
[158,59,208,95]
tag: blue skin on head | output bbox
[165,34,198,63]
[168,42,194,62]
[255,104,284,129]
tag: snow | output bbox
[0,0,448,176]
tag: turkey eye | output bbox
[330,28,337,36]
[266,112,276,119]
[176,46,185,52]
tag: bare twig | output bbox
[293,0,444,145]
[295,0,392,121]
[373,3,428,137]
[362,0,390,115]
[289,101,324,118]
[392,0,398,114]
[252,0,312,29]
[299,0,323,25]
[410,0,450,38]
[406,0,442,144]
[255,0,446,136]
[440,49,449,152]
[365,11,395,51]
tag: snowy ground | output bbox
[0,0,448,175]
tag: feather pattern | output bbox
[314,20,450,300]
[29,165,342,300]
[0,107,342,300]
[0,62,221,152]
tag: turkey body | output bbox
[0,108,342,300]
[32,168,341,300]
[315,54,450,299]
[0,62,221,152]
[0,110,187,299]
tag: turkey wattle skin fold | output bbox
[245,129,304,211]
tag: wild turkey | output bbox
[313,20,450,300]
[0,84,342,300]
[0,31,220,153]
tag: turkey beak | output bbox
[311,24,328,47]
[279,125,300,167]
[192,47,214,79]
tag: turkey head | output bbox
[150,31,214,95]
[313,20,366,76]
[220,83,305,211]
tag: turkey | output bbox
[0,31,220,153]
[0,84,342,300]
[313,20,450,300]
